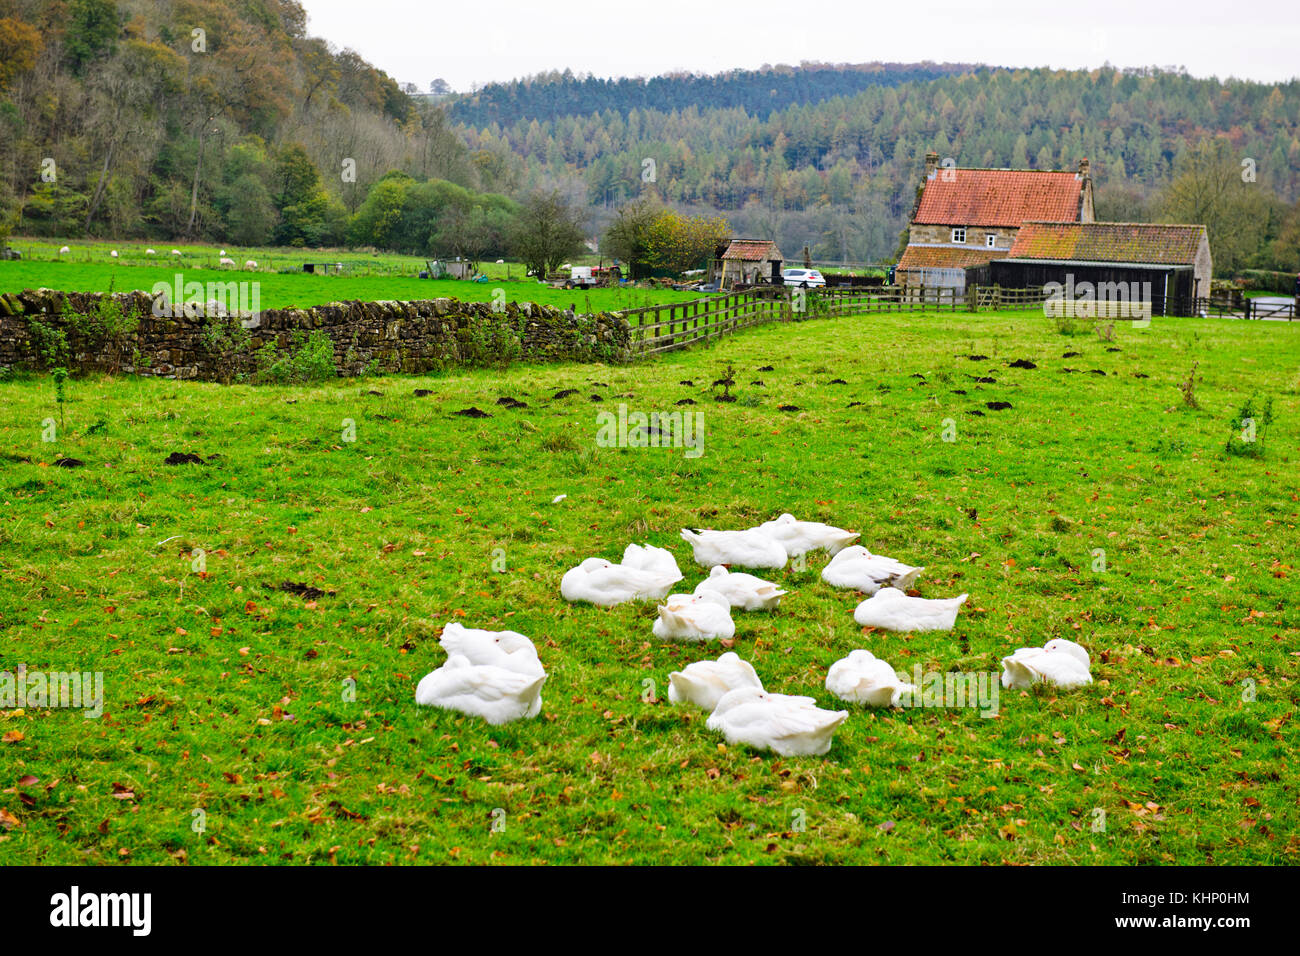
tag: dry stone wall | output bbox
[0,288,633,380]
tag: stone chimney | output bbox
[1078,158,1095,223]
[925,151,940,180]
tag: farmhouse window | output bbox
[986,234,997,247]
[952,228,966,243]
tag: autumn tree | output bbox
[510,190,586,277]
[1157,137,1272,274]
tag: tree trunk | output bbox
[186,124,207,238]
[83,140,117,233]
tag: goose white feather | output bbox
[668,651,763,710]
[693,564,787,610]
[438,621,544,677]
[679,528,787,569]
[619,542,682,579]
[414,655,545,725]
[1001,638,1092,690]
[653,590,736,641]
[821,545,924,594]
[560,549,682,606]
[853,586,967,631]
[825,649,915,707]
[754,513,859,556]
[706,687,848,756]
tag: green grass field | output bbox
[0,239,698,313]
[0,307,1297,864]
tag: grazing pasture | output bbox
[0,258,698,314]
[0,308,1296,864]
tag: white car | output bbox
[782,268,825,288]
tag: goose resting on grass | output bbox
[438,621,544,677]
[706,687,848,756]
[1001,638,1092,690]
[653,590,736,641]
[415,622,546,724]
[560,545,682,606]
[853,587,968,632]
[822,545,923,595]
[679,528,787,569]
[753,513,859,557]
[415,656,545,725]
[668,651,763,710]
[693,565,787,611]
[825,649,915,707]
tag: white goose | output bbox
[560,552,681,607]
[822,545,924,594]
[853,586,967,632]
[414,655,545,725]
[825,649,915,707]
[619,542,682,580]
[693,565,787,611]
[754,513,859,556]
[680,528,787,569]
[653,590,736,641]
[1001,639,1092,690]
[438,621,544,677]
[668,651,763,710]
[706,687,849,756]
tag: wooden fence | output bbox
[621,284,1051,355]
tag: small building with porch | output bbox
[712,239,784,288]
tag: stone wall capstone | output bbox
[0,289,633,379]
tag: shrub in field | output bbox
[255,330,336,383]
[24,315,70,369]
[200,314,252,385]
[1225,393,1275,458]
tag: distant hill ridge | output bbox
[449,61,981,124]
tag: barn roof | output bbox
[721,239,782,261]
[913,169,1084,227]
[1007,222,1207,265]
[897,245,1010,271]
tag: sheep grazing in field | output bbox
[220,249,227,256]
[244,260,258,270]
[59,246,70,255]
[110,250,118,257]
[219,256,236,267]
[146,248,156,256]
[171,249,182,256]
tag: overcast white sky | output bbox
[298,0,1299,92]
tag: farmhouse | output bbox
[897,152,1095,292]
[991,221,1212,317]
[712,238,784,288]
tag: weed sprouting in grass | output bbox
[1180,360,1200,409]
[1225,393,1275,458]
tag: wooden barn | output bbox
[712,238,784,288]
[990,222,1212,317]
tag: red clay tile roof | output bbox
[897,245,1010,271]
[721,239,781,261]
[913,169,1083,227]
[1007,222,1207,265]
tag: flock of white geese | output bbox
[415,513,1093,756]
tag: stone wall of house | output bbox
[0,289,633,380]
